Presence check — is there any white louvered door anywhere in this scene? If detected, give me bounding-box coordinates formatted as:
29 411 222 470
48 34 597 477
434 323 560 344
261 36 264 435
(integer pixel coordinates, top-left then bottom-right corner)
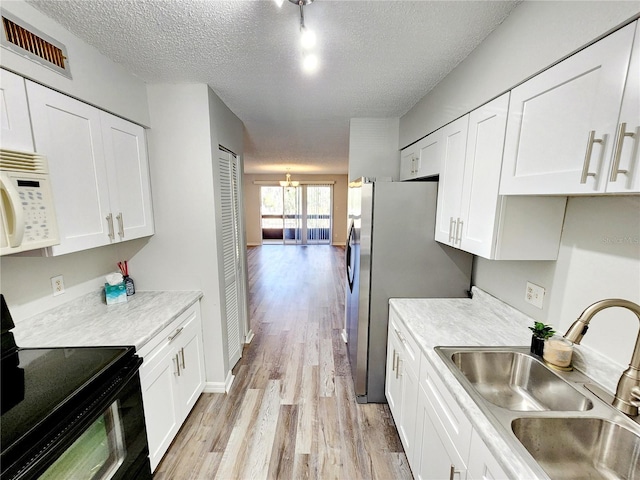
218 148 243 368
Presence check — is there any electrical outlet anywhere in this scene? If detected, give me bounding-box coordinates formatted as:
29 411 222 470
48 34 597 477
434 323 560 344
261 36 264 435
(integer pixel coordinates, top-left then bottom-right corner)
525 281 545 309
51 275 65 296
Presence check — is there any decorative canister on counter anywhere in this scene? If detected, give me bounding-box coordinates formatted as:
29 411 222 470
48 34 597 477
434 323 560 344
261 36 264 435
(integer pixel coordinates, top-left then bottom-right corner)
543 335 574 370
124 275 135 296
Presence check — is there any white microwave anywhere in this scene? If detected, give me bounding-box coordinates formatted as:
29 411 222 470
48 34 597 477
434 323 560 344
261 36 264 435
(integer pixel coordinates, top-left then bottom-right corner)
0 149 60 255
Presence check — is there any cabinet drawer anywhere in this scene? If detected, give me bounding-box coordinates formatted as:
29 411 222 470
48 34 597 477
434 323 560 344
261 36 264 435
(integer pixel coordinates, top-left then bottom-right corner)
419 352 472 468
389 310 420 370
139 303 199 367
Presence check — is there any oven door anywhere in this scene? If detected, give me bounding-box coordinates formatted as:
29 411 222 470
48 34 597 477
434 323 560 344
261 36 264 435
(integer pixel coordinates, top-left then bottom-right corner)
4 355 151 480
39 400 127 480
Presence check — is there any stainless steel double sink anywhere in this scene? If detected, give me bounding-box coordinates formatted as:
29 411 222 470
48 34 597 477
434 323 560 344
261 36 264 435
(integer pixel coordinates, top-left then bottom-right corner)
435 346 640 479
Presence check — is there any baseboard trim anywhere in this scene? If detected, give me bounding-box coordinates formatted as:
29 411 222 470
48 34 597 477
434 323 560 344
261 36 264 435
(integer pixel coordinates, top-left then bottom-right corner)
245 329 255 344
247 243 261 247
332 241 346 247
203 381 225 393
203 371 234 394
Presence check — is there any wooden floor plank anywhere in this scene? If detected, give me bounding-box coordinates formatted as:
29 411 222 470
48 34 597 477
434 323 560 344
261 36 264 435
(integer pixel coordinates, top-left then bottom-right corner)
154 245 411 479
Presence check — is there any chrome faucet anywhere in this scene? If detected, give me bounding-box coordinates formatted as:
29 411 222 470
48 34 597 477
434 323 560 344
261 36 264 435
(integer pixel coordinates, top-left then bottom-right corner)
564 298 640 416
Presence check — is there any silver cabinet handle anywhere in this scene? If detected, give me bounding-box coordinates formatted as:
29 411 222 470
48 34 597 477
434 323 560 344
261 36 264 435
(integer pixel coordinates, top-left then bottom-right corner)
581 130 604 184
180 347 186 369
105 213 115 240
455 218 463 245
168 326 184 342
449 465 460 480
610 122 635 182
173 354 181 376
116 212 124 239
448 217 456 243
392 349 397 372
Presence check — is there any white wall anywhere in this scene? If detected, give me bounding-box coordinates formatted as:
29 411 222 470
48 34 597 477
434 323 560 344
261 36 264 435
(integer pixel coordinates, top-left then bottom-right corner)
0 0 149 125
401 1 640 370
0 239 148 321
400 1 640 148
349 118 400 182
129 84 229 386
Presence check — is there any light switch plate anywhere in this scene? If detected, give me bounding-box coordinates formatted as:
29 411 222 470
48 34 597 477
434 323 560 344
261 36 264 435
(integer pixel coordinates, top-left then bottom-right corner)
525 281 545 309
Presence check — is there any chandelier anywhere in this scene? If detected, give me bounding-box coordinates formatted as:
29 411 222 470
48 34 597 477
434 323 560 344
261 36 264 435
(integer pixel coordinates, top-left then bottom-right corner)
279 171 299 187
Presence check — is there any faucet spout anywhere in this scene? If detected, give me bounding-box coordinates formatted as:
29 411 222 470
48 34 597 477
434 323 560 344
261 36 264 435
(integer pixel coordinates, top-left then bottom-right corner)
563 298 640 416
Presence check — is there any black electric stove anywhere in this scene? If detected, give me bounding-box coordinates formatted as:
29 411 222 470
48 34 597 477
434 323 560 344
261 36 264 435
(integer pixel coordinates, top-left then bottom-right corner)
0 295 151 480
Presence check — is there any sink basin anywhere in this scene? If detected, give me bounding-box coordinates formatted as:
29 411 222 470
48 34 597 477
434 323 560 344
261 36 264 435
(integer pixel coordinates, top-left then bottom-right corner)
512 417 640 479
448 350 593 411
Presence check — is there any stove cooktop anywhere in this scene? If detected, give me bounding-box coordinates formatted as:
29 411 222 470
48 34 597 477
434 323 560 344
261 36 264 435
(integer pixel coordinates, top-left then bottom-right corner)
1 345 135 456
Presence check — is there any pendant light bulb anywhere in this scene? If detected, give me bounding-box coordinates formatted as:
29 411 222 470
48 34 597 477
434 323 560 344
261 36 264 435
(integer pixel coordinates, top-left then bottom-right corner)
302 53 319 73
300 27 316 49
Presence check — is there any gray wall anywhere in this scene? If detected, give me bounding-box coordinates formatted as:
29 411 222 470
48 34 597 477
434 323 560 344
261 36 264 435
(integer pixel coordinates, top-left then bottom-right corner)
400 1 640 148
349 118 400 182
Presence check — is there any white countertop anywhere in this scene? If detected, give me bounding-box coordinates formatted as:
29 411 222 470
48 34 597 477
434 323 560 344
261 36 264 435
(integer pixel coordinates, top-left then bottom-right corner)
13 290 203 351
389 287 624 480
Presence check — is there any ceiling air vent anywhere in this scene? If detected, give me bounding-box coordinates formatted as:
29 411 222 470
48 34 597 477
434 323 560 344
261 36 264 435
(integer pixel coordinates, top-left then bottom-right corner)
1 9 71 79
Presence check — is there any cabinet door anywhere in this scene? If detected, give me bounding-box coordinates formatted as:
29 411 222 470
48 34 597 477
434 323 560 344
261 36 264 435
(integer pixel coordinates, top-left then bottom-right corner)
606 21 640 193
400 145 418 181
385 325 403 417
176 311 206 415
0 70 34 152
415 391 464 480
416 130 441 178
140 347 181 472
459 94 509 258
466 430 509 480
398 359 419 468
100 112 154 240
500 23 636 195
434 116 469 245
26 81 112 255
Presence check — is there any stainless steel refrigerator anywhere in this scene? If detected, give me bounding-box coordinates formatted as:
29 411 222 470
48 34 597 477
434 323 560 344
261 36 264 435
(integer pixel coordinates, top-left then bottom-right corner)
345 178 472 403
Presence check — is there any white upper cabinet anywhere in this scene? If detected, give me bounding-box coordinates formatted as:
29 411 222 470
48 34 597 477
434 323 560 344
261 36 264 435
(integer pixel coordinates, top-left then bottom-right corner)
500 22 638 195
607 21 640 193
434 116 469 244
100 112 154 241
435 94 566 260
0 70 34 152
400 129 442 181
26 80 153 255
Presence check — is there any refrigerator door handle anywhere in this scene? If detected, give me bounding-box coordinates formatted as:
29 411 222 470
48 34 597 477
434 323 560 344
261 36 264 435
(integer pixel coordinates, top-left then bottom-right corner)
346 219 355 292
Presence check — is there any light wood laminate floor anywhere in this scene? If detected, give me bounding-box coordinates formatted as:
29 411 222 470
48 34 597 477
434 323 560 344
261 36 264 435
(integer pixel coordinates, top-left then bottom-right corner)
154 245 412 479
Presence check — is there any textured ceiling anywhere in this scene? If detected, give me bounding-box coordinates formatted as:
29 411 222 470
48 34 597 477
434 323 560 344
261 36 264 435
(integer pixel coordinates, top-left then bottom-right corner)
26 0 519 174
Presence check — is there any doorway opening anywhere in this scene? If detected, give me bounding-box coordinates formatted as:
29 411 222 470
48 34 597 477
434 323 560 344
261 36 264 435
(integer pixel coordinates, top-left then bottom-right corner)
260 184 332 245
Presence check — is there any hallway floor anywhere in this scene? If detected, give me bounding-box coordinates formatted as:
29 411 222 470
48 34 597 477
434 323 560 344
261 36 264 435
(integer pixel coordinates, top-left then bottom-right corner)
154 245 412 479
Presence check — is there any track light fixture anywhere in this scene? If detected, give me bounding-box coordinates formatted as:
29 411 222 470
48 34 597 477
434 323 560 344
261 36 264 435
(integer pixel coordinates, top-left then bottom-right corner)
274 0 319 73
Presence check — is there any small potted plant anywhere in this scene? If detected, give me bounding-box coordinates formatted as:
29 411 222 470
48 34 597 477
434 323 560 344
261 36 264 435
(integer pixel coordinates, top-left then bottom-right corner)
529 322 555 356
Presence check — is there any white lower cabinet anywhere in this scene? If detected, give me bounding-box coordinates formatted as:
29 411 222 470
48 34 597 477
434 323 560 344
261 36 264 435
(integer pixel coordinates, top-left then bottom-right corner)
467 430 509 480
386 310 421 466
416 351 472 480
139 303 205 471
386 312 511 480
